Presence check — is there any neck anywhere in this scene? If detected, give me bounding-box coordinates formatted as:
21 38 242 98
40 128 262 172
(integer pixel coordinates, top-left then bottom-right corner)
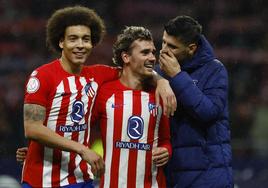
119 70 143 90
60 56 82 75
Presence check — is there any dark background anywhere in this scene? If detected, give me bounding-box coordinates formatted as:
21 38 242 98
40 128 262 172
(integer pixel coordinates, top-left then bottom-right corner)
0 0 267 187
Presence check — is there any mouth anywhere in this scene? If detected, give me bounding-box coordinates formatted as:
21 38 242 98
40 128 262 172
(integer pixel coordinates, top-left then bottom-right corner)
73 52 86 58
144 62 154 69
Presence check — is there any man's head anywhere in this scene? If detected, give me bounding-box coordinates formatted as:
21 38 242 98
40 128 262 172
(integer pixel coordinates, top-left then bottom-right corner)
113 26 156 79
46 6 105 54
113 26 156 90
161 15 202 63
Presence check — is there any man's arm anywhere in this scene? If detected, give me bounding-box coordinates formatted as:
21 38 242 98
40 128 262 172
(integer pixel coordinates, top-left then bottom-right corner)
16 147 28 164
152 113 172 167
153 71 177 117
24 103 105 176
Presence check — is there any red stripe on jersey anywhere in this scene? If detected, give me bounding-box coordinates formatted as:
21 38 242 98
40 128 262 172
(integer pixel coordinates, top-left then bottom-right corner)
109 92 124 188
22 141 44 186
127 91 141 188
52 79 71 187
156 168 166 188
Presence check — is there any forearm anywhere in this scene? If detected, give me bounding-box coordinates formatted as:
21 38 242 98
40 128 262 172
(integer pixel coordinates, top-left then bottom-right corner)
25 121 87 154
24 103 87 155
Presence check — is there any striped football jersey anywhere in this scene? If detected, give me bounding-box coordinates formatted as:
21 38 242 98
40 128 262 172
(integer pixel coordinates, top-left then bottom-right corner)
92 79 171 188
22 60 118 187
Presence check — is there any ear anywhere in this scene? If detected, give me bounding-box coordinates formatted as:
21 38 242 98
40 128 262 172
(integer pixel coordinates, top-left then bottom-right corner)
59 38 64 49
121 52 130 64
188 43 197 56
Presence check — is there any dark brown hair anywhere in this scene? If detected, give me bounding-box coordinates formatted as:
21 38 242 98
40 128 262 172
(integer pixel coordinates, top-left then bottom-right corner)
46 6 106 53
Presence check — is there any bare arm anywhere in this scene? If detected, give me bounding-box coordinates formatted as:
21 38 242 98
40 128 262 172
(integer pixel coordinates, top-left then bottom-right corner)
153 71 177 117
24 104 104 176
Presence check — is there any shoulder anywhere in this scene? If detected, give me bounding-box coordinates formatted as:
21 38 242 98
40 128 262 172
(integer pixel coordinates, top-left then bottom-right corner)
84 64 118 73
203 59 228 77
32 59 59 76
99 80 119 91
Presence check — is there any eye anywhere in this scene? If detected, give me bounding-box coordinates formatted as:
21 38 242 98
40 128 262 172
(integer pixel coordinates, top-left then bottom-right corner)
83 37 91 43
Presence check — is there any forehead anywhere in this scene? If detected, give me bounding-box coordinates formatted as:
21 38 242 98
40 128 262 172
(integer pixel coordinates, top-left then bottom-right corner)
64 25 91 36
131 39 155 51
163 31 183 46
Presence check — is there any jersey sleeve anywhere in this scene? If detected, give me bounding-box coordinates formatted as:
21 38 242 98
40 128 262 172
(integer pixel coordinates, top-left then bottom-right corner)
158 113 172 156
24 69 51 107
87 64 119 85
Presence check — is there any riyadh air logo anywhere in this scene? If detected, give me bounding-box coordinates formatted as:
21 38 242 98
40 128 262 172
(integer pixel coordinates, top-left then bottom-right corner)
71 100 85 123
127 116 144 140
148 103 158 116
111 103 125 108
85 82 95 98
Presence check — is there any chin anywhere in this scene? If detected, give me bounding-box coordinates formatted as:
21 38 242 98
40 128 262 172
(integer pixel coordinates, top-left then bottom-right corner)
74 59 86 65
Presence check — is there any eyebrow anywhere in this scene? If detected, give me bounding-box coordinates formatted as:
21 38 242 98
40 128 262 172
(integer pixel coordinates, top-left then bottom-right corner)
67 34 91 38
141 48 156 54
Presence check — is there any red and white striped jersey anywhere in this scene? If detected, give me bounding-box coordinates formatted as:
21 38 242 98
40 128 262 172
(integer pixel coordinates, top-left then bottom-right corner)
92 80 171 188
22 59 118 188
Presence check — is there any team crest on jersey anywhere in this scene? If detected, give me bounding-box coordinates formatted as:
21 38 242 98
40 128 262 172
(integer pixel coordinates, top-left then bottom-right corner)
85 82 95 98
148 103 158 116
127 115 144 140
193 79 198 85
26 77 40 93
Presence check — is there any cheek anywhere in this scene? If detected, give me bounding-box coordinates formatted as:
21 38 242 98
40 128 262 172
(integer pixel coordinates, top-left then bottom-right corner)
85 43 93 50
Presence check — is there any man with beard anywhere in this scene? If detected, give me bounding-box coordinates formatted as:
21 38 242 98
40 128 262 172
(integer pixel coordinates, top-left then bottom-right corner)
156 15 233 188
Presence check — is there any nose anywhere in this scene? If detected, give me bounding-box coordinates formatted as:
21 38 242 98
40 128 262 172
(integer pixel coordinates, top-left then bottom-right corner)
76 39 84 48
161 42 168 53
149 53 156 62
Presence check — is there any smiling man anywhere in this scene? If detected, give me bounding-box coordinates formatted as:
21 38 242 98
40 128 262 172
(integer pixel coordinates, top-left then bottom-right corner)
21 6 118 188
92 26 171 188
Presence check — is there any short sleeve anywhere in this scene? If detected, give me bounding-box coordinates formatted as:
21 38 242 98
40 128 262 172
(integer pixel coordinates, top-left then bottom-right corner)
24 69 51 107
86 65 119 85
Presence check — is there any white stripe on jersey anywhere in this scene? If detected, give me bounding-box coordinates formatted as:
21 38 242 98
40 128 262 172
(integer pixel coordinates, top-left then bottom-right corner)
43 81 64 187
103 94 115 188
151 105 162 187
59 76 78 186
135 92 150 188
118 90 133 187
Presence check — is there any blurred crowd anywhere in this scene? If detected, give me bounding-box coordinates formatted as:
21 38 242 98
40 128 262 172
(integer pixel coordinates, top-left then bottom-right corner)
0 0 267 187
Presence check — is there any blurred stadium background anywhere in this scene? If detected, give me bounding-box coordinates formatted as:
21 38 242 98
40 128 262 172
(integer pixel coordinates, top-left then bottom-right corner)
0 0 267 187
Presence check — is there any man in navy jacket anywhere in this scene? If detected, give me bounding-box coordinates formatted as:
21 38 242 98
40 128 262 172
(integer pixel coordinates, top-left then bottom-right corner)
156 15 233 188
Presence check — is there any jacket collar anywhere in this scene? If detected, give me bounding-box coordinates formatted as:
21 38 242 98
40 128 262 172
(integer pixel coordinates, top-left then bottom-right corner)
181 35 215 72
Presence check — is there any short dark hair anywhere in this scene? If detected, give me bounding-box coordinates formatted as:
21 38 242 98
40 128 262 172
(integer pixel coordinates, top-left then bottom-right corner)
46 6 106 53
164 15 202 45
112 26 153 67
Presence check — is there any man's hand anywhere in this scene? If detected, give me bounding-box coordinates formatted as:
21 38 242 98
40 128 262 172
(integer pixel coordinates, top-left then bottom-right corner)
79 147 105 178
152 147 169 167
16 147 28 164
159 49 181 77
155 79 177 117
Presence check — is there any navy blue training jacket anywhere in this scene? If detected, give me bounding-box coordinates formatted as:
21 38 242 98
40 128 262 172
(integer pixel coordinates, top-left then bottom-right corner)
156 35 233 188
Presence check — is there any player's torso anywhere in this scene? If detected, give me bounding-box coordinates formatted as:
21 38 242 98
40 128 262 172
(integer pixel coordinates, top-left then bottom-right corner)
98 82 163 188
45 74 98 139
23 61 104 187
